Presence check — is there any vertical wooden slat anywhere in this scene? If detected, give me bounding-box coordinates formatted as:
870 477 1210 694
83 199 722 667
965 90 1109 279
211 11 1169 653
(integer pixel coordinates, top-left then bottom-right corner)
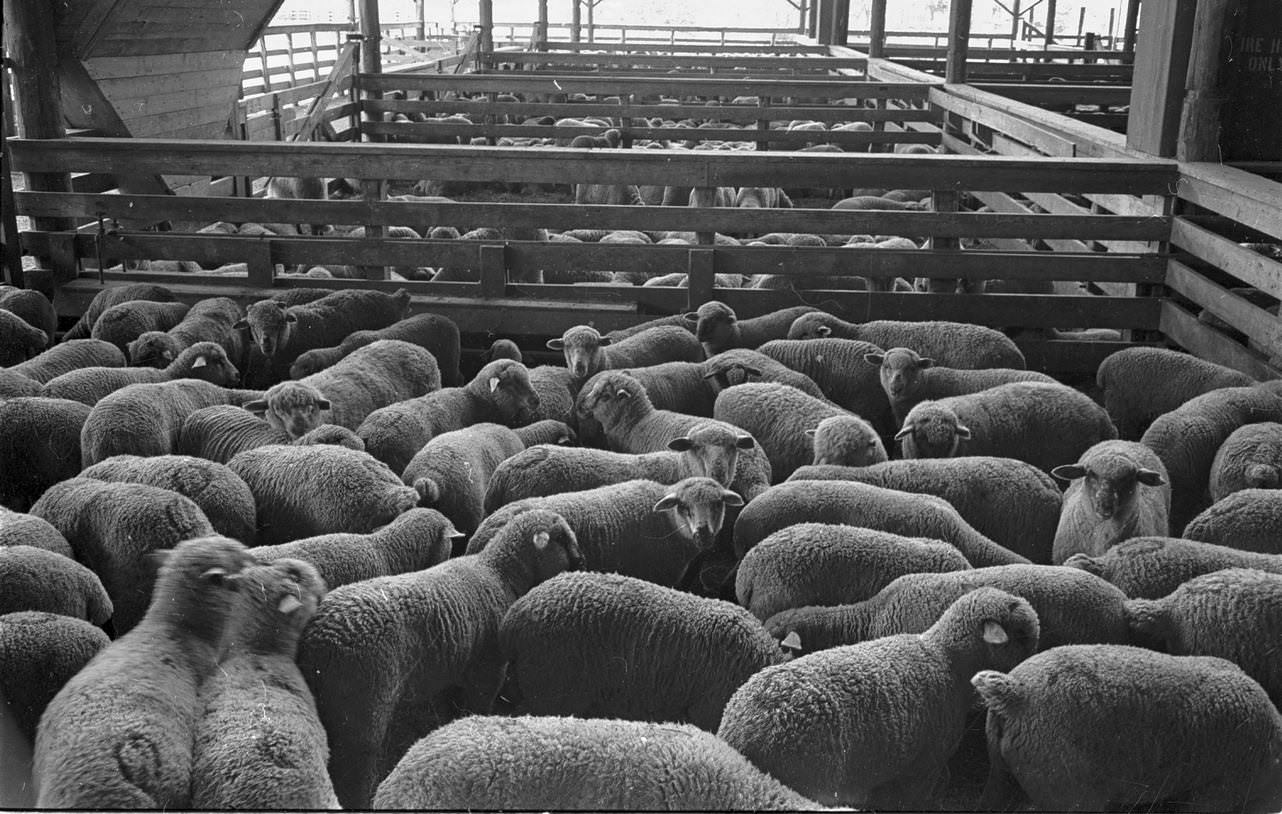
571 0 581 43
1126 0 1198 157
1176 0 1236 162
868 0 887 58
946 0 974 84
479 0 495 57
1122 0 1141 62
1044 0 1058 46
479 243 507 298
686 247 715 311
830 0 850 47
246 240 274 288
0 138 22 286
259 39 273 93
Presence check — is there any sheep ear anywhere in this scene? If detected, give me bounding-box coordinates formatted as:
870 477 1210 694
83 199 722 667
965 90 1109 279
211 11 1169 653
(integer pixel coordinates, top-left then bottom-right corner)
917 357 935 369
278 594 304 615
532 530 550 550
1136 468 1166 486
284 312 298 324
735 435 755 449
982 620 1009 645
652 494 680 513
682 311 698 323
546 338 564 350
864 352 885 366
315 399 332 410
598 336 612 347
489 377 501 393
721 490 744 507
893 425 914 440
233 319 250 331
615 388 632 399
816 325 831 337
1051 464 1087 481
740 364 761 377
954 423 972 439
781 631 802 652
804 428 817 438
200 567 231 587
161 349 174 362
448 530 467 540
668 437 694 452
243 400 268 416
191 355 208 369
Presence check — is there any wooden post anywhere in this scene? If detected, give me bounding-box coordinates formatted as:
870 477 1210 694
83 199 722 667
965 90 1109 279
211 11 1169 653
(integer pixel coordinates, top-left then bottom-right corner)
586 0 595 44
416 0 426 42
537 0 549 50
1126 0 1198 156
358 0 383 139
1 138 23 287
945 0 974 84
1009 0 1022 43
807 0 819 39
1044 0 1057 46
1122 0 1140 62
3 0 73 240
1176 0 1236 162
817 0 835 45
868 0 887 58
571 0 581 43
830 0 850 47
479 0 494 57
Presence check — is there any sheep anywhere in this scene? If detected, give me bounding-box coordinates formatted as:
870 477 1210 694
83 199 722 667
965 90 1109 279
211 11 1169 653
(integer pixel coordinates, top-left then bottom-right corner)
765 564 1130 658
227 444 419 546
4 339 126 384
720 587 1038 808
604 313 699 342
805 414 888 467
0 309 49 365
190 558 338 809
735 185 793 209
78 453 257 544
524 364 577 425
1140 385 1282 531
287 312 463 386
296 508 583 808
1065 535 1282 599
0 286 56 345
61 283 176 342
701 348 830 403
1050 439 1170 565
1097 347 1256 439
1209 421 1282 499
246 507 458 588
735 523 972 621
736 480 1029 568
0 397 92 512
0 507 74 557
971 645 1282 812
576 370 772 501
573 361 715 446
469 477 744 589
754 338 896 441
485 421 756 512
500 570 785 731
0 369 42 398
0 545 113 624
29 478 216 632
253 340 440 432
787 312 1026 369
713 382 852 482
373 716 826 811
401 423 545 537
686 301 819 357
89 300 191 355
234 288 412 383
42 341 241 406
1182 489 1282 554
547 324 704 383
896 382 1118 477
0 611 110 746
866 347 1056 425
357 358 541 475
223 379 332 440
788 458 1063 564
177 403 363 463
32 536 258 809
126 297 244 370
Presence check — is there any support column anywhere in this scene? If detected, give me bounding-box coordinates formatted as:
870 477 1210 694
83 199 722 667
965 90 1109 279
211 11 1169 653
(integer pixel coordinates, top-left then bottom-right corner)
1126 0 1198 156
358 0 382 140
536 0 549 50
830 0 850 47
945 0 974 84
571 0 581 43
478 0 494 56
1044 0 1058 46
816 0 835 45
1009 0 1022 42
868 0 887 57
1122 0 1141 62
586 0 594 44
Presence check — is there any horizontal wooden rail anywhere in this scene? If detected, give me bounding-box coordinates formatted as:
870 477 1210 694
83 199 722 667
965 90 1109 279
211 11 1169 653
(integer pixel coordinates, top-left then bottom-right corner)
9 139 1178 193
492 52 869 71
972 83 1132 107
539 42 828 54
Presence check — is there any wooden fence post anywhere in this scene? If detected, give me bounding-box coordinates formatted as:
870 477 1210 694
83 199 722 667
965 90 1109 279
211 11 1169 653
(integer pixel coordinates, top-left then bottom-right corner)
868 0 887 58
946 0 974 84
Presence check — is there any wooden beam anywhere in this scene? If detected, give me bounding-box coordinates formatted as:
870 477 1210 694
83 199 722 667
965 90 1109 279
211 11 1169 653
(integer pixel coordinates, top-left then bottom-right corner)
946 0 975 84
1044 0 1057 46
479 0 494 55
817 0 835 45
868 0 887 58
1126 0 1197 157
536 0 549 51
1122 0 1140 62
830 0 850 47
1176 0 1236 162
571 0 581 43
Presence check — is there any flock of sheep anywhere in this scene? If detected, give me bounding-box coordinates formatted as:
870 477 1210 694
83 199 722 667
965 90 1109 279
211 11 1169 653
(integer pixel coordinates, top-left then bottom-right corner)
2 274 1282 812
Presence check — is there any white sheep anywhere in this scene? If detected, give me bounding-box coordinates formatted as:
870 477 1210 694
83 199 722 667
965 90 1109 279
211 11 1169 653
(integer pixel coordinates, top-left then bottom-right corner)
42 341 242 406
1209 421 1282 500
713 381 852 482
29 478 216 632
765 564 1129 658
190 558 338 809
1050 439 1170 564
5 339 126 384
126 297 244 370
865 346 1056 424
373 716 826 811
287 312 462 386
499 570 785 731
0 506 74 558
0 397 93 512
895 381 1117 476
787 311 1026 369
686 301 818 357
719 587 1039 808
356 358 541 475
61 283 176 342
1097 347 1255 439
806 414 888 467
972 645 1282 811
735 523 972 621
89 300 191 355
1182 488 1282 554
469 477 743 589
227 444 419 546
547 324 703 382
0 310 49 366
32 536 258 808
296 508 583 808
1065 535 1282 599
755 338 896 442
0 545 113 624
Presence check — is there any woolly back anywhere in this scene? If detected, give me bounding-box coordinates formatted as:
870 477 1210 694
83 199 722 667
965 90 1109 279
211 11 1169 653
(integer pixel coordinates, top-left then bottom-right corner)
226 558 326 656
923 587 1040 677
475 508 584 597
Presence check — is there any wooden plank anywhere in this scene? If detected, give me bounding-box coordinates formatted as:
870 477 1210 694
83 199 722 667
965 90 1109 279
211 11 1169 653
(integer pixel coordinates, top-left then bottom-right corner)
1177 163 1282 243
1125 0 1198 157
1170 216 1282 299
291 42 359 143
929 87 1078 157
96 65 245 99
83 50 248 79
1160 299 1281 380
1165 258 1282 357
8 139 1179 194
14 192 1172 242
493 51 868 70
364 98 943 124
971 83 1134 108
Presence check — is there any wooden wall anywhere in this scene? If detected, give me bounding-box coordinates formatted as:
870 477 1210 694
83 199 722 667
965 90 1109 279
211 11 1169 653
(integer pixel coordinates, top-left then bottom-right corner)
83 52 246 139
